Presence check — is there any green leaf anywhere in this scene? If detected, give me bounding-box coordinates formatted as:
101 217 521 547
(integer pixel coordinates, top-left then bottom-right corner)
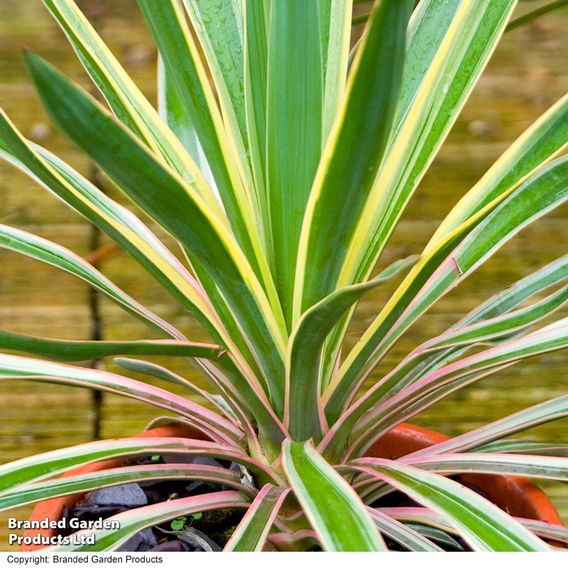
185 244 269 392
390 0 461 143
344 1 517 287
348 461 548 551
25 53 287 413
403 523 464 551
47 492 249 551
214 354 288 459
266 0 324 326
475 441 568 456
457 252 568 326
426 284 568 351
366 508 443 551
41 0 220 211
430 91 568 248
327 279 568 450
0 107 278 432
378 507 458 535
0 436 276 494
0 224 179 338
317 1 469 388
113 358 228 414
225 485 289 551
506 0 568 32
157 57 214 188
330 155 568 426
170 518 187 532
0 111 219 341
410 393 568 457
372 278 568 397
403 452 568 482
520 520 568 545
352 316 568 454
295 0 413 319
180 0 248 161
362 253 568 421
0 464 253 511
324 221 482 425
0 330 220 362
286 256 417 441
0 353 244 446
137 0 273 298
282 441 385 551
319 0 353 140
243 0 271 249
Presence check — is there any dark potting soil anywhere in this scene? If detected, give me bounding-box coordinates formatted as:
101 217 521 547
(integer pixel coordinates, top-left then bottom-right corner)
58 455 247 552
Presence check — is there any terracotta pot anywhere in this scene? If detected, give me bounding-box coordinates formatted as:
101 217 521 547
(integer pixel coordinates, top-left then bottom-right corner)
22 422 563 551
21 424 202 551
366 422 563 525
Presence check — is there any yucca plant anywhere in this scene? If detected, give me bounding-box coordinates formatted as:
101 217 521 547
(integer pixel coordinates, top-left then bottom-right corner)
1 0 568 552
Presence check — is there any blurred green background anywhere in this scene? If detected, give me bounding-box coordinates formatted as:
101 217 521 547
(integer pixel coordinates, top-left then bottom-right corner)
0 0 567 550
